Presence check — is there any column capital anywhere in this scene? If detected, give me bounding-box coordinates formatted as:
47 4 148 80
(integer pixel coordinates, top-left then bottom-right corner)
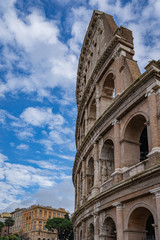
112 201 123 209
145 89 156 97
150 187 160 198
145 81 160 97
112 119 120 125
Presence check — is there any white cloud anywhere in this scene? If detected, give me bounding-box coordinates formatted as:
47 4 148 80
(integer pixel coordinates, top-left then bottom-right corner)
16 128 34 139
56 154 75 161
0 1 77 99
0 153 8 164
16 143 29 150
0 109 18 124
68 7 92 54
1 179 74 214
33 179 74 213
0 151 74 213
28 159 71 171
20 107 65 129
0 152 59 210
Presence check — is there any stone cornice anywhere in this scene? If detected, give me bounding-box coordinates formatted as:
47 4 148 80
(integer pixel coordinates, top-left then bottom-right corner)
73 66 160 183
72 164 160 224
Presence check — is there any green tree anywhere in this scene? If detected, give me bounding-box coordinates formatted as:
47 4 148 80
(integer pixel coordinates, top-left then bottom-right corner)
0 221 4 233
4 218 14 236
45 214 74 240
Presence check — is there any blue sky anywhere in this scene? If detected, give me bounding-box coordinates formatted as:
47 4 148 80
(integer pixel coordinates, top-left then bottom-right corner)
0 0 160 214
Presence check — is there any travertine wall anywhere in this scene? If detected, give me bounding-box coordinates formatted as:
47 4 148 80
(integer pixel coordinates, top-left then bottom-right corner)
72 10 160 240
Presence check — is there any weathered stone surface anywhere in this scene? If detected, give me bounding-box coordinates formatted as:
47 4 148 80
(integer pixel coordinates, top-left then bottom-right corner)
72 10 160 240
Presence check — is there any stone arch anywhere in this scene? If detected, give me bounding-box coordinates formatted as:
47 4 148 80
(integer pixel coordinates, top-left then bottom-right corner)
126 205 156 240
100 71 115 114
122 113 149 167
100 139 114 183
88 98 96 129
101 217 117 240
125 203 157 230
79 229 82 240
122 111 149 139
88 223 94 240
87 157 94 195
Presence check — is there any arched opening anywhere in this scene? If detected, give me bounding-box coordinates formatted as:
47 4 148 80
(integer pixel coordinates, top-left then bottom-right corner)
122 114 149 167
89 223 94 240
140 126 149 161
88 99 96 129
100 139 114 183
146 214 155 239
79 230 82 240
101 217 116 240
81 118 85 141
100 73 115 114
127 207 156 240
87 158 94 195
80 171 82 201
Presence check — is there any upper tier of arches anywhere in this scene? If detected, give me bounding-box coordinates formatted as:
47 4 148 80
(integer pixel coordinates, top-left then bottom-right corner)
75 11 141 149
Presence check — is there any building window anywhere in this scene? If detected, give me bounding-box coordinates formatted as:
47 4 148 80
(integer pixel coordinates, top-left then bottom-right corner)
40 209 42 213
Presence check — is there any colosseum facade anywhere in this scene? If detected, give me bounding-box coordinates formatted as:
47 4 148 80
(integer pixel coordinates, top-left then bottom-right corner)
72 10 160 240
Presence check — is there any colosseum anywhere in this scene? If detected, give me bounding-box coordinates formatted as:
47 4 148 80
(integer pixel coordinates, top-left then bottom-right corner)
72 10 160 240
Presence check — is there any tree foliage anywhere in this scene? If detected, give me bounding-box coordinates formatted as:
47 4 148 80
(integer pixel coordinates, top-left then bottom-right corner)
45 214 74 240
4 218 14 235
0 234 22 240
4 218 14 228
0 221 4 232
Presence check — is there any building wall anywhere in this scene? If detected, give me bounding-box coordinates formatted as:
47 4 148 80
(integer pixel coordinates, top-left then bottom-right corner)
10 208 26 234
21 205 69 240
72 10 160 240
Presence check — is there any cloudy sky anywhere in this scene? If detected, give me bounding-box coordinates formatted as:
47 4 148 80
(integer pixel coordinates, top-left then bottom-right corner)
0 0 160 214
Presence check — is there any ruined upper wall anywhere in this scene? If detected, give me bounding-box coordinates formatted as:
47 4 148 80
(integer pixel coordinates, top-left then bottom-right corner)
76 10 137 108
76 11 118 106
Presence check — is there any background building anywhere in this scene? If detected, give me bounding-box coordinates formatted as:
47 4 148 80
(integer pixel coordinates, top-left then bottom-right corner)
0 212 12 223
72 10 160 240
0 212 12 237
10 208 26 234
21 205 69 240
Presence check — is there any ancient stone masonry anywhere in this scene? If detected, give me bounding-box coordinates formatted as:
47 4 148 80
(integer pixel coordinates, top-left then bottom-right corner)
72 10 160 240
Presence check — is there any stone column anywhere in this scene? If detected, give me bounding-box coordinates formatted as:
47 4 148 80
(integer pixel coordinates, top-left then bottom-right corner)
77 173 80 208
150 187 160 239
85 108 88 134
112 119 122 183
75 182 77 210
98 137 103 185
82 159 86 202
96 84 100 119
76 227 79 240
93 143 99 195
94 214 99 240
82 220 86 240
147 89 160 150
146 88 160 166
112 202 124 240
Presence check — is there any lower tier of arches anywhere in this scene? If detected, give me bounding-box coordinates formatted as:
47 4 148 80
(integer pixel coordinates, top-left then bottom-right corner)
73 185 160 240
